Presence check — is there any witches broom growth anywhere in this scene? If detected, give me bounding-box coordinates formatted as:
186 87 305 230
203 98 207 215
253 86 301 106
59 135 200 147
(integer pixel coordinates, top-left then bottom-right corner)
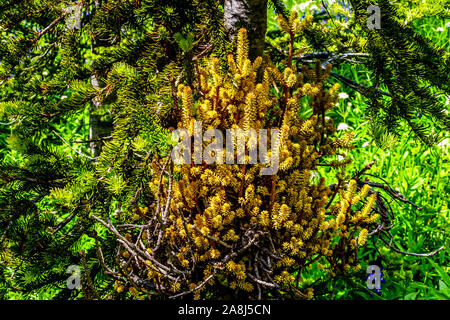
102 11 380 299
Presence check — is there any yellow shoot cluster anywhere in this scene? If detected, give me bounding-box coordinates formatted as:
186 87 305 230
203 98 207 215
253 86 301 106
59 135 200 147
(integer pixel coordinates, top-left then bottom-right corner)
277 11 314 35
142 11 380 299
358 228 369 246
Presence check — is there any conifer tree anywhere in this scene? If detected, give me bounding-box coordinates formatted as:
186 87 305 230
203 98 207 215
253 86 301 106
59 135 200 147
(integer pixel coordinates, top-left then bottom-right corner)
0 0 447 299
224 0 269 59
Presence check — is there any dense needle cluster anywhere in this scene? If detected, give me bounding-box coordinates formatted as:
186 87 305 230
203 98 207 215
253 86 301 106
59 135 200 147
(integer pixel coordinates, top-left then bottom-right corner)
125 12 381 299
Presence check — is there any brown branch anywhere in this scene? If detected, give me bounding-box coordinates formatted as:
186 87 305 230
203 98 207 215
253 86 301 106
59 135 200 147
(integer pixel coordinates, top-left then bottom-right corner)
247 273 278 288
71 136 112 143
93 231 122 280
90 214 180 279
36 10 69 41
380 235 445 257
0 174 66 188
52 207 79 233
80 250 100 299
52 130 98 161
192 224 232 249
168 273 215 299
353 160 375 180
360 174 422 210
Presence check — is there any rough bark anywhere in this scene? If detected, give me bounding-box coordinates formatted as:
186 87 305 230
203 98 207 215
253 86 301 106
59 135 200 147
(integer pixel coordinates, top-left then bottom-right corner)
224 0 268 59
89 0 112 157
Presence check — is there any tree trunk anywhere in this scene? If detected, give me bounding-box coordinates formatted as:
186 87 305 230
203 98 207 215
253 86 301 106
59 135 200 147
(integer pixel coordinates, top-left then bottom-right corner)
89 75 111 157
224 0 268 60
89 0 112 157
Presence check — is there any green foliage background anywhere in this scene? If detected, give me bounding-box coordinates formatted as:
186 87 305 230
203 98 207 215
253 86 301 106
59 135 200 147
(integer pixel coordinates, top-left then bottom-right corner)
267 0 449 300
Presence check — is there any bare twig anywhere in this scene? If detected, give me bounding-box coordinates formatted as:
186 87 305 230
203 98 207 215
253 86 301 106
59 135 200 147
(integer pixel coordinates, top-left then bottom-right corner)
71 136 112 143
329 71 392 97
52 130 98 161
380 236 445 257
247 273 279 288
90 214 183 280
36 10 69 41
0 221 13 248
168 274 215 299
52 208 79 233
93 231 122 280
361 173 422 210
192 224 232 249
80 250 100 299
0 120 16 126
0 174 66 188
